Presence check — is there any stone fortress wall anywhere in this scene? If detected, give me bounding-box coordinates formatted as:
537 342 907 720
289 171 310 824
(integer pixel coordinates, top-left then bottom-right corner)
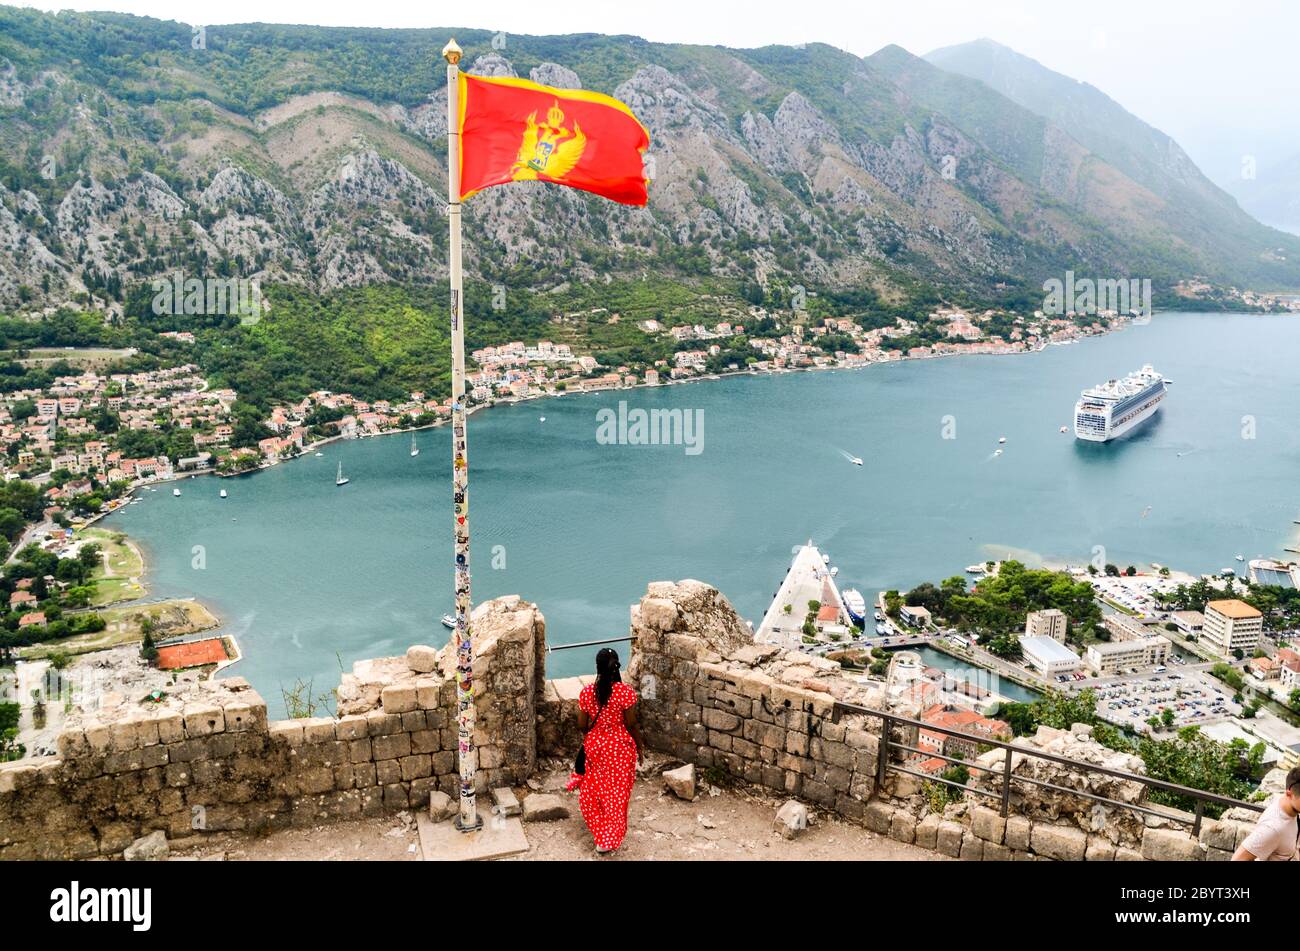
0 582 1274 860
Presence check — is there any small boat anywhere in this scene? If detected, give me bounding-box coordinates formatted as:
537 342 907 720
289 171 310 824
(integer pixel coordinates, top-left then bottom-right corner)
966 565 985 574
335 461 349 487
875 623 888 636
172 488 181 497
410 433 419 457
1060 425 1069 434
539 416 546 423
1235 554 1244 562
441 614 456 630
315 451 323 457
994 449 1003 457
219 489 227 499
998 436 1007 444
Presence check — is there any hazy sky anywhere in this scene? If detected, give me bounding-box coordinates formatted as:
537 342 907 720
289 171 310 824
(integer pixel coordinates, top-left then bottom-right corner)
13 0 1300 187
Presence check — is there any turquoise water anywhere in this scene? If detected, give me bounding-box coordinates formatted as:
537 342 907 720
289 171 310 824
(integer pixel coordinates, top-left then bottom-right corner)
905 646 1041 705
104 312 1300 716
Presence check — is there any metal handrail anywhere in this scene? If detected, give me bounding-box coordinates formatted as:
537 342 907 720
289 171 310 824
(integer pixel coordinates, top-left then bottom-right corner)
832 699 1264 835
547 636 635 653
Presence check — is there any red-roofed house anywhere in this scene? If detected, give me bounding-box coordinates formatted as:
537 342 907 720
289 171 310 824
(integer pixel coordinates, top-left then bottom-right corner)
19 611 46 628
915 705 1011 763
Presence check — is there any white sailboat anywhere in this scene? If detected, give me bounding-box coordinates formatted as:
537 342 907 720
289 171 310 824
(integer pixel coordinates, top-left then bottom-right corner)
410 433 419 457
335 461 349 486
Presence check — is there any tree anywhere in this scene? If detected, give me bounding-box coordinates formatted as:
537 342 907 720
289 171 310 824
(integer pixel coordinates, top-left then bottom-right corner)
1161 708 1176 730
140 630 158 663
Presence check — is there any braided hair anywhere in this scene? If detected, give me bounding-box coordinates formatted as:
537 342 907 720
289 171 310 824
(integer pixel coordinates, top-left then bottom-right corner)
595 647 622 708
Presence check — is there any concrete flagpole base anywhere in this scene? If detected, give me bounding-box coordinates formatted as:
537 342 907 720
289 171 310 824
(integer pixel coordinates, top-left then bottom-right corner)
416 811 530 861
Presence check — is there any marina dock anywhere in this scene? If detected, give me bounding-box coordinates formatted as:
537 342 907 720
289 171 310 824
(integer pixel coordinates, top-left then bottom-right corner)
755 541 846 648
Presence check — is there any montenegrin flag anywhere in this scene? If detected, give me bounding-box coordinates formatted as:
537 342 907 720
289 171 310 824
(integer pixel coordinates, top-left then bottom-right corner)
457 73 650 206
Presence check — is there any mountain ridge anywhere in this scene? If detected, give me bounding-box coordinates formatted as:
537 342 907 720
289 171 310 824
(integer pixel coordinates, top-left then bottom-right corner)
1 8 1298 323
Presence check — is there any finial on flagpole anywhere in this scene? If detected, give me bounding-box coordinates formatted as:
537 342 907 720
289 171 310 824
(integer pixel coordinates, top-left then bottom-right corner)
442 38 462 65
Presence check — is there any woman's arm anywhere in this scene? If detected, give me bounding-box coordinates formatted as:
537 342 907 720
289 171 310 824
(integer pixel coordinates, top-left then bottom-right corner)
624 703 644 764
577 708 590 733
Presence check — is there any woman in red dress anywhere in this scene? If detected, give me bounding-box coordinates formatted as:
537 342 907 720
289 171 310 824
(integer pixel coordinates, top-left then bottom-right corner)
567 648 643 854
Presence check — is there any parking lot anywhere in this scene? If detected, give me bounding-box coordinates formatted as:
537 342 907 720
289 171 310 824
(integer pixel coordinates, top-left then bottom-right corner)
1094 670 1241 733
1084 572 1185 618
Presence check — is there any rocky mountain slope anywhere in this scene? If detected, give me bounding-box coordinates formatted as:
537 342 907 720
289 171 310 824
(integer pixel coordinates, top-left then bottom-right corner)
1 9 1297 318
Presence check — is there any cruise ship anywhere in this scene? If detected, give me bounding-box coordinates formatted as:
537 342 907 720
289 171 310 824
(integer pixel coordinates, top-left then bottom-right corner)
841 589 867 626
1073 365 1169 442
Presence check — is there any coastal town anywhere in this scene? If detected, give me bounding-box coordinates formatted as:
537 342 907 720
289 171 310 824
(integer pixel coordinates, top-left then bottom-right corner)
0 300 1128 506
756 541 1300 784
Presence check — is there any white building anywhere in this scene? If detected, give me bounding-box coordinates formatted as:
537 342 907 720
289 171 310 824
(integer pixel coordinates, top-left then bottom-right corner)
1202 600 1263 656
1085 636 1171 676
1026 609 1068 643
1020 635 1082 677
899 605 932 629
1105 614 1153 642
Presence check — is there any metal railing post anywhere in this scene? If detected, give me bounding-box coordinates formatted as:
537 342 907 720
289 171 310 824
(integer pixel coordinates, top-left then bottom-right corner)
876 714 890 788
1000 747 1013 817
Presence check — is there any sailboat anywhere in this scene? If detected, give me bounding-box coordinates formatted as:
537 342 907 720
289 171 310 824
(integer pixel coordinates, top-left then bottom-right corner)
410 433 419 457
335 461 349 486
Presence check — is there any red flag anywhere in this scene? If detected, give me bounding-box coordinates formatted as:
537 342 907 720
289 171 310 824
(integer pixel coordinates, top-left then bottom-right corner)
457 73 650 206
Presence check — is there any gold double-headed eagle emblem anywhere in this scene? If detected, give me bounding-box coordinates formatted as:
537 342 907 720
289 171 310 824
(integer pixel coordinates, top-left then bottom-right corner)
511 100 586 182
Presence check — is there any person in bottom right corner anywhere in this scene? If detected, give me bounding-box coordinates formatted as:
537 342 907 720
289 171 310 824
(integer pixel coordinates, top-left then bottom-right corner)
1232 766 1300 861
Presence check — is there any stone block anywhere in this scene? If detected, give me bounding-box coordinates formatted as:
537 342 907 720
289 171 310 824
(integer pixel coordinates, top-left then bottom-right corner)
381 684 419 716
270 721 304 746
702 708 740 732
407 645 439 673
889 810 916 844
936 821 964 858
971 806 1006 845
1030 824 1087 862
372 733 411 761
1086 837 1116 861
182 702 225 737
864 801 893 835
334 715 369 741
1142 828 1204 862
300 718 336 744
492 787 522 817
1005 815 1032 852
522 793 570 822
915 814 942 850
775 800 808 839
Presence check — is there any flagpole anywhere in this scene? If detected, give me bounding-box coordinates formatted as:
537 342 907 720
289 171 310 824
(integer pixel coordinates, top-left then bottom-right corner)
441 37 480 833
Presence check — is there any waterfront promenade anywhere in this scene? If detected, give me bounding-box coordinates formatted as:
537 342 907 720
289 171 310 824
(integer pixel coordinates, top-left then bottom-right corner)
755 542 843 648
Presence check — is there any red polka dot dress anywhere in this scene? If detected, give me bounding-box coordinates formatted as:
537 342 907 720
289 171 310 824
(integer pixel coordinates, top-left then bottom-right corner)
574 681 638 852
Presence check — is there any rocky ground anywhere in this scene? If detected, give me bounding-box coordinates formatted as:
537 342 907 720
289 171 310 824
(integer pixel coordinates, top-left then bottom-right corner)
168 759 945 862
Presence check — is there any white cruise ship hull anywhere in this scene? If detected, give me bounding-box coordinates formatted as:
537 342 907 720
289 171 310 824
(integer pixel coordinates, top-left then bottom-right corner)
1074 382 1167 442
